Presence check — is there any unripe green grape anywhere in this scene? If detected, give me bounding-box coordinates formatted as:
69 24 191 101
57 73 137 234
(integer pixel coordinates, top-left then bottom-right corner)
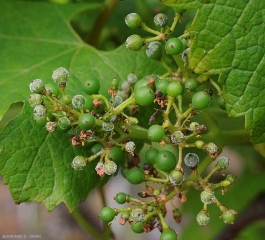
111 78 119 88
135 86 155 106
130 208 145 222
84 95 94 111
72 94 86 109
58 116 71 130
71 156 86 170
109 146 124 164
195 140 205 149
29 79 45 93
155 79 170 95
148 124 165 142
147 206 154 212
185 78 198 92
184 153 200 169
104 160 117 175
125 34 143 51
125 13 143 29
165 38 183 55
78 113 95 130
125 141 136 153
160 229 177 240
216 157 229 170
127 73 138 84
170 131 185 144
115 192 127 204
28 94 43 107
200 188 215 204
45 121 57 132
126 167 145 184
131 222 144 233
145 148 159 164
146 41 163 60
167 81 184 97
169 169 184 185
154 13 168 27
155 150 176 172
133 78 149 91
84 78 100 95
128 117 138 125
52 67 69 86
196 210 210 226
34 115 47 127
91 143 104 155
192 91 211 110
122 212 130 220
60 94 72 105
221 209 235 224
45 83 60 97
33 105 46 117
99 207 116 222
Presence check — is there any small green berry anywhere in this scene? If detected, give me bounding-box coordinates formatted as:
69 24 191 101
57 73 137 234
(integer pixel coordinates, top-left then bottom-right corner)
45 83 60 97
216 157 229 170
130 208 145 222
99 207 116 222
103 160 117 175
125 34 143 51
33 105 46 117
167 81 184 97
60 95 72 105
185 78 199 92
71 156 86 170
154 13 168 28
192 91 211 110
52 67 69 86
195 140 205 149
29 79 45 94
160 229 177 240
115 192 127 204
78 113 96 130
169 169 184 185
145 148 159 164
125 13 143 29
200 188 215 204
134 86 155 106
28 94 43 107
126 167 145 184
131 222 144 233
58 117 71 130
196 210 210 226
148 124 165 142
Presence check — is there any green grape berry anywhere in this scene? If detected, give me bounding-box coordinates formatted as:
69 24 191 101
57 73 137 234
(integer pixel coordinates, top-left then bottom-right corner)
126 167 145 184
165 38 183 55
29 79 45 93
195 140 205 149
102 122 114 132
99 207 116 222
125 34 143 51
45 83 60 97
221 209 235 224
184 153 200 169
155 79 170 95
216 157 229 170
185 78 198 92
192 91 211 110
109 146 124 164
200 188 215 204
28 94 43 107
78 113 96 130
72 95 86 109
115 192 127 204
84 95 94 111
146 41 163 60
52 67 69 86
148 124 165 142
135 86 155 106
104 160 117 175
218 96 226 110
84 78 100 95
154 13 168 28
71 156 86 170
58 116 71 130
155 150 176 172
91 142 103 155
131 221 144 233
196 210 210 226
145 148 159 164
60 94 72 105
125 13 143 29
33 105 46 118
169 169 184 185
167 81 184 97
130 208 145 222
160 229 177 240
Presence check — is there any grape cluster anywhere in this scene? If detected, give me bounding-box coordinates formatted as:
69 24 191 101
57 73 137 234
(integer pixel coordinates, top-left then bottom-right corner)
29 10 235 240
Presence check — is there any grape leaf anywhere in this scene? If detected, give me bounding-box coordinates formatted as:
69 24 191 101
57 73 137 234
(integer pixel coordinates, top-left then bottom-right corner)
0 0 164 210
163 0 265 143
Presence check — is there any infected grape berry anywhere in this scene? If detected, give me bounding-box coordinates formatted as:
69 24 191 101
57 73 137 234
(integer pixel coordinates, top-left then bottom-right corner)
200 188 215 204
146 41 163 60
196 211 210 226
184 153 200 169
104 160 117 175
125 35 143 51
52 67 69 86
29 79 45 93
71 156 86 170
125 13 143 29
154 13 168 27
130 208 145 222
72 95 86 109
